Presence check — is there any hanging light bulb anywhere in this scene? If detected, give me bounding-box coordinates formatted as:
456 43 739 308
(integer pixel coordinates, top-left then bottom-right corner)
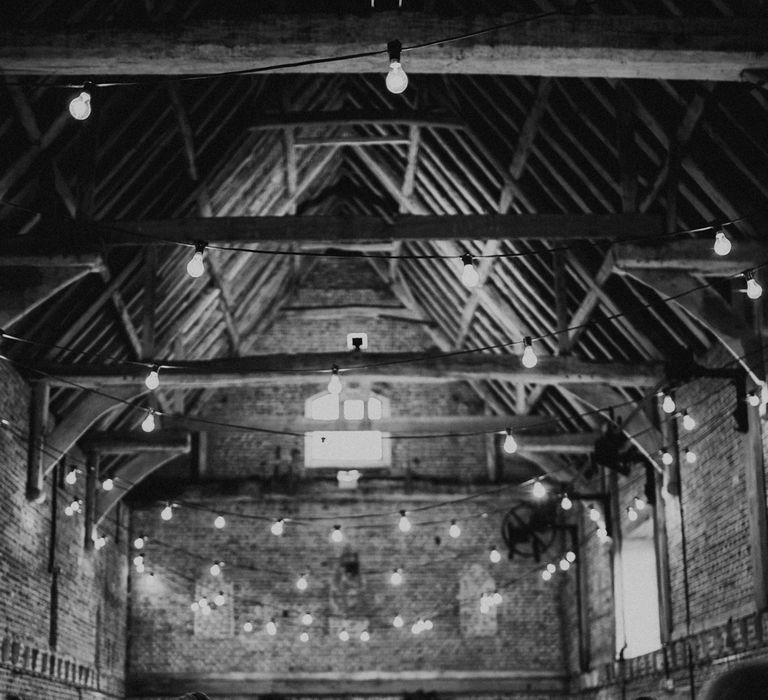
296 573 308 591
360 629 370 642
301 612 313 626
661 392 676 414
214 591 226 607
186 241 207 278
559 558 571 571
713 228 732 256
521 336 538 369
330 524 343 543
160 503 173 521
133 536 146 549
546 563 557 574
460 253 480 289
271 518 285 536
65 468 77 485
398 510 412 533
191 601 200 612
560 494 573 511
243 621 253 633
661 449 674 466
532 480 547 499
101 477 114 491
390 568 403 586
265 619 277 636
489 546 501 564
682 411 696 431
492 592 502 606
327 365 342 395
542 569 553 581
68 86 92 121
64 500 76 516
393 614 404 628
627 506 638 522
633 497 646 512
214 515 226 529
136 561 146 575
338 628 350 642
449 520 461 539
141 409 156 433
385 40 408 94
144 365 160 390
745 272 763 300
748 391 761 408
596 525 610 542
480 593 491 614
94 535 107 550
424 619 433 631
503 429 518 454
300 631 309 643
588 506 601 522
685 448 697 464
411 619 424 635
210 561 222 577
565 551 576 563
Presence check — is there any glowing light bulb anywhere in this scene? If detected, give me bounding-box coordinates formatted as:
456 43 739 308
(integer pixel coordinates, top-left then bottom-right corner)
559 558 571 571
160 504 173 521
385 40 408 94
661 393 676 414
300 631 309 642
214 591 226 606
331 524 343 543
210 562 222 577
191 601 200 612
65 468 77 485
101 478 114 491
141 410 156 433
243 621 253 633
133 536 145 549
661 450 674 466
94 535 106 550
186 242 206 278
133 555 144 567
449 520 461 539
744 272 763 300
266 619 277 636
627 506 638 522
144 366 160 390
64 504 74 517
565 551 576 563
685 448 697 464
713 229 731 256
69 90 92 121
424 619 433 631
521 336 537 369
489 546 501 564
360 630 370 642
135 562 145 574
748 391 761 407
597 526 610 542
393 614 404 628
296 573 308 591
503 429 518 454
546 563 557 574
633 497 646 511
271 519 284 536
460 253 480 288
542 569 552 581
560 495 573 511
339 628 350 642
588 506 601 522
532 480 547 499
301 612 313 626
492 592 502 606
682 411 696 431
398 511 412 533
201 603 211 616
327 366 342 395
214 515 226 529
390 568 403 586
411 619 424 635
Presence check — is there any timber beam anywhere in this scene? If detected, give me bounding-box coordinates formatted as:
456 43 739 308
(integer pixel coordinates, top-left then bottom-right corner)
37 353 665 389
2 14 767 80
79 430 191 455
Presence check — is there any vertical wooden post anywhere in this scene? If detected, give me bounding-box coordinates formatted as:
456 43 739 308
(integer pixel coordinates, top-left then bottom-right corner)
84 451 99 549
654 464 674 641
26 381 50 502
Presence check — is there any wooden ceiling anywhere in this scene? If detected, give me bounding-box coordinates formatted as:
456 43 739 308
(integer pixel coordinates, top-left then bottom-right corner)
1 1 768 502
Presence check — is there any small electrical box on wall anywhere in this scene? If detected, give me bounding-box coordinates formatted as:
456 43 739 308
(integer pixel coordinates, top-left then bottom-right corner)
347 332 368 350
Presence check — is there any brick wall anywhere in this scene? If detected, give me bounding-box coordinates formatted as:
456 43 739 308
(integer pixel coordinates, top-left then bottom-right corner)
0 360 129 700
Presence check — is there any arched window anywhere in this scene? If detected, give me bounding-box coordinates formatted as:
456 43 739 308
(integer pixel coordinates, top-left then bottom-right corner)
304 389 390 468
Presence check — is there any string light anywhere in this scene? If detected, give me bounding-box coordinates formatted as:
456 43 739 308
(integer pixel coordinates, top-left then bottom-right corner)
93 534 107 550
299 631 309 642
546 563 556 574
101 477 114 491
588 505 601 522
448 520 461 538
330 524 343 543
541 569 552 581
210 561 223 577
682 411 696 431
213 515 226 529
160 503 173 521
144 365 160 390
661 449 674 466
301 612 313 626
661 392 676 414
327 365 342 395
502 429 518 455
390 568 403 586
141 409 156 433
243 621 253 633
385 40 408 94
68 86 92 121
596 525 610 543
627 505 638 522
64 467 77 485
746 272 763 300
133 536 146 549
186 241 206 278
713 228 732 256
532 480 547 499
339 628 350 642
214 591 226 606
521 336 537 369
265 619 277 636
559 558 571 571
64 499 81 516
392 614 404 628
685 447 697 464
296 573 308 591
411 619 425 635
560 494 573 511
460 253 480 288
360 629 370 642
271 518 285 536
748 391 761 407
633 497 646 512
489 546 502 564
565 551 576 563
398 510 412 533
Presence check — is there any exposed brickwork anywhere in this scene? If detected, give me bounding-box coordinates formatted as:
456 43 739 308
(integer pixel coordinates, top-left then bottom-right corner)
0 361 128 699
